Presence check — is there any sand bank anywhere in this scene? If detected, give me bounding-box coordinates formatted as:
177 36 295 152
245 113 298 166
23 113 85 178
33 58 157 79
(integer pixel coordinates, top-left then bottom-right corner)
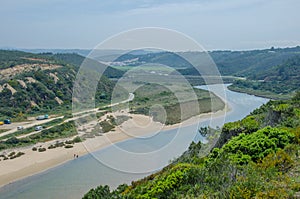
0 106 229 188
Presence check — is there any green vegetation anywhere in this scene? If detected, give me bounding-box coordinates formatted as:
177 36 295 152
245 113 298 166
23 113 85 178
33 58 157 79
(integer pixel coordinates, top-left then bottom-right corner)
0 50 127 120
0 121 77 151
105 46 300 77
115 51 193 69
105 47 300 99
0 151 25 161
83 92 300 198
99 120 115 133
0 118 64 140
130 83 225 125
229 56 300 99
0 129 9 134
47 53 125 78
0 50 59 70
210 46 300 76
30 121 76 141
38 147 46 152
99 115 131 133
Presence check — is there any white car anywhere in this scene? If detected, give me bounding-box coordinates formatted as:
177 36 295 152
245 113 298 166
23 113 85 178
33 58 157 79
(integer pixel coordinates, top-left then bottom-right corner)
35 126 43 131
17 126 24 130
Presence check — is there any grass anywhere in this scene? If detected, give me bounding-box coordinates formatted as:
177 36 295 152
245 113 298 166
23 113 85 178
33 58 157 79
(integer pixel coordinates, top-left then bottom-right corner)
129 83 225 125
111 65 175 72
0 129 9 134
228 85 292 100
0 121 77 151
0 118 64 140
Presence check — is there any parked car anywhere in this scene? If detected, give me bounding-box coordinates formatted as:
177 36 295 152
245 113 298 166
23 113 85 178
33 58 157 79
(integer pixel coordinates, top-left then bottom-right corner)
17 126 24 130
0 121 4 125
4 119 11 124
35 126 43 131
36 114 49 120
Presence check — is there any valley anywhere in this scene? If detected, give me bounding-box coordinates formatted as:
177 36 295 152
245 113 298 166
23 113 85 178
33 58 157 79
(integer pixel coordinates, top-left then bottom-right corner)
0 46 299 198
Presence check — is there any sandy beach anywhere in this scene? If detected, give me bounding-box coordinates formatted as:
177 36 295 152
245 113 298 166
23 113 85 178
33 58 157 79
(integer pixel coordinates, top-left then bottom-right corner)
0 105 229 188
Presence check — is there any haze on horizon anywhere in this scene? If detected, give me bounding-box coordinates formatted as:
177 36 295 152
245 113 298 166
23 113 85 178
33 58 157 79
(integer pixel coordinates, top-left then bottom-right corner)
0 0 299 51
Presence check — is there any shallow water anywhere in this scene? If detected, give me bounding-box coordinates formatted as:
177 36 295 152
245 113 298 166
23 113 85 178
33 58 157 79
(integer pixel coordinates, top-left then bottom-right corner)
0 84 268 199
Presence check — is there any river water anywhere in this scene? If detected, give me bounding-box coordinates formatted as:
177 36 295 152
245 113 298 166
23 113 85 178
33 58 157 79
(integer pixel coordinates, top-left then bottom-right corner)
0 84 268 199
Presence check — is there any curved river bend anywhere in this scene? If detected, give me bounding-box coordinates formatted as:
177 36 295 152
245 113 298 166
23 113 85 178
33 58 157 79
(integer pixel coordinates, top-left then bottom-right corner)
0 84 268 199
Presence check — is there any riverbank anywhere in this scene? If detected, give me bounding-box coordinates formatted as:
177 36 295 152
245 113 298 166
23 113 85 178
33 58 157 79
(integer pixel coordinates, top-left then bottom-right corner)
0 104 229 188
227 84 291 100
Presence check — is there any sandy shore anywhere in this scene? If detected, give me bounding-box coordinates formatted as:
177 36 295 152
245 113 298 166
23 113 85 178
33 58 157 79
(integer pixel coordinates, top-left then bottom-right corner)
0 105 229 188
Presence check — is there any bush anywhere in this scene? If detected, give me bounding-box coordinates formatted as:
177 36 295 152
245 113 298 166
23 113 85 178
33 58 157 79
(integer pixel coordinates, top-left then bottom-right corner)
65 140 74 144
9 152 25 159
99 121 115 133
32 147 37 151
16 151 25 157
72 136 82 143
38 147 46 152
54 142 65 148
8 151 16 157
222 126 295 163
48 145 56 149
64 145 73 149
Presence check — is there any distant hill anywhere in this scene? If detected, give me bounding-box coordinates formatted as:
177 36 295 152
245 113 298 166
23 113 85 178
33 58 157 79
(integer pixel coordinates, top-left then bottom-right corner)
210 46 300 76
44 53 125 78
97 46 300 78
114 51 194 68
0 50 60 70
18 48 127 58
19 49 91 57
229 55 300 99
17 46 300 78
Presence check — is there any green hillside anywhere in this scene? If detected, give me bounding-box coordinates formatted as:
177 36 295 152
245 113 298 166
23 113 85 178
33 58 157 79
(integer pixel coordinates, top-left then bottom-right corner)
130 83 225 125
115 51 194 69
229 56 300 99
103 47 300 98
0 50 124 120
110 47 300 76
0 50 62 70
210 46 300 76
46 53 125 78
83 93 300 198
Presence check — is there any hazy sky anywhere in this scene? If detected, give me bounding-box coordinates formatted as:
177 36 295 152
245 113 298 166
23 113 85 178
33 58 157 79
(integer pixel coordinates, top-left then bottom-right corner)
1 0 299 50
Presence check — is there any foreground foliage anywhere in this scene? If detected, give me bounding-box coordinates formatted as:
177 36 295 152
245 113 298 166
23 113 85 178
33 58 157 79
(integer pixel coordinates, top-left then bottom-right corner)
83 93 300 198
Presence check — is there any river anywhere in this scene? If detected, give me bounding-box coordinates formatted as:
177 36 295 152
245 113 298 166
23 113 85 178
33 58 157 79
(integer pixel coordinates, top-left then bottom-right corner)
0 84 268 199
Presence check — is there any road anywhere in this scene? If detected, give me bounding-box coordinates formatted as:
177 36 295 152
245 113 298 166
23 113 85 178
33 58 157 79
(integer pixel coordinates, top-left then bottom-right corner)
0 93 134 140
0 116 64 138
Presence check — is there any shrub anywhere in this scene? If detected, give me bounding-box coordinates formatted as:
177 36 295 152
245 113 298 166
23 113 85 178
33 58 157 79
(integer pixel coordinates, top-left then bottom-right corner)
38 147 46 152
65 140 74 144
8 151 16 157
73 136 82 143
64 145 73 149
54 142 65 147
222 126 295 163
48 145 56 149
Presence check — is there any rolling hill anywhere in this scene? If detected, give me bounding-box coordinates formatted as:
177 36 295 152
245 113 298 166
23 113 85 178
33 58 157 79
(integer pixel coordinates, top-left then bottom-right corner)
229 55 300 99
0 50 125 120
